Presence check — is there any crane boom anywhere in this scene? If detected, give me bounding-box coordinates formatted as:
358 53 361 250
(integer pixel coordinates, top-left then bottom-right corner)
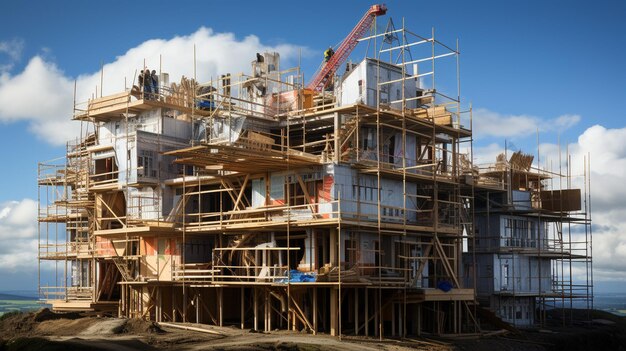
306 4 387 92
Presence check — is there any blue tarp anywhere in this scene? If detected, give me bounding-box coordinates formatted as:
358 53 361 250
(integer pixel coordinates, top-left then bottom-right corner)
437 280 453 292
277 270 316 283
196 100 215 109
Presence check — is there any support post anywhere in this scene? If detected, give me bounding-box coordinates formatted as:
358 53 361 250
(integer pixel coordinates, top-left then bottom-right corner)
219 287 223 327
195 291 199 323
313 287 318 335
172 286 176 322
417 304 422 336
334 112 340 163
264 289 270 332
254 288 258 331
330 288 338 336
241 287 245 330
157 288 162 323
354 289 359 335
392 302 396 336
374 290 379 337
365 289 369 336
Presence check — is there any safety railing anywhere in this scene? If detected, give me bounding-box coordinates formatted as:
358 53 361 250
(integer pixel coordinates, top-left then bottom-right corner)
39 242 92 259
180 200 339 231
352 151 464 180
39 286 93 301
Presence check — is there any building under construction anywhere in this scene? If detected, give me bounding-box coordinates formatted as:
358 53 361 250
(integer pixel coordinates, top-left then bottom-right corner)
466 150 593 327
38 4 592 337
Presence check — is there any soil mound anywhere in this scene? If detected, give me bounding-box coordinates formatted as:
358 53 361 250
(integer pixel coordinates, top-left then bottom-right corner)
122 318 165 335
33 308 81 322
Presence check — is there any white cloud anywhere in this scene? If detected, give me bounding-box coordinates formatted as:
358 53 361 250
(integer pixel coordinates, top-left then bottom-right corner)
0 56 74 122
473 108 581 139
0 39 24 61
0 27 307 145
470 142 504 166
0 199 38 270
553 114 581 130
566 125 626 281
473 108 538 138
485 123 626 284
5 198 37 226
0 38 24 72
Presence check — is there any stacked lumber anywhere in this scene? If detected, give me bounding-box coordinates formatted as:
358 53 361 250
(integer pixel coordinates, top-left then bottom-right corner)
87 91 131 113
509 150 534 171
167 76 198 108
318 264 360 282
242 131 275 150
413 105 453 126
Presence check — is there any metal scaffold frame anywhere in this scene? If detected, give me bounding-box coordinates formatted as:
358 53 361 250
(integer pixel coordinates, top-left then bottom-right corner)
470 145 593 328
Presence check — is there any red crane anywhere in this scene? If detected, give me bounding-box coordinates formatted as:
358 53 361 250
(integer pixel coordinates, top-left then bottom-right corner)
306 4 387 92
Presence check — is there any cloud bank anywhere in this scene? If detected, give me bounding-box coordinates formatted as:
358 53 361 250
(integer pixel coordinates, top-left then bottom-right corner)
473 108 580 139
562 125 626 282
0 28 307 145
0 199 38 270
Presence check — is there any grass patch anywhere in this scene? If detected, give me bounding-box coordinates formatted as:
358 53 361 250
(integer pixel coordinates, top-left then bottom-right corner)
0 310 22 321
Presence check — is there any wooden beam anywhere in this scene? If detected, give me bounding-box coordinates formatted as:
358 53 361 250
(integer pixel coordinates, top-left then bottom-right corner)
295 174 321 219
241 287 245 329
289 294 313 331
231 174 250 213
312 287 317 335
433 236 460 287
414 244 433 286
97 196 126 228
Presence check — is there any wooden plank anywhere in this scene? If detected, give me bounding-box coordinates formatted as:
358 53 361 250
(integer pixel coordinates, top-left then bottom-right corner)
433 236 460 287
231 174 250 212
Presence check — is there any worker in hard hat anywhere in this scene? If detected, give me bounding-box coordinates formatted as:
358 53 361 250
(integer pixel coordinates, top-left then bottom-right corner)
324 47 335 63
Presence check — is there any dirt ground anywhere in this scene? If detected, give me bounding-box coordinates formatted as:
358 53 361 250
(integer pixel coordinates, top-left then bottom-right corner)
0 309 624 351
0 308 452 351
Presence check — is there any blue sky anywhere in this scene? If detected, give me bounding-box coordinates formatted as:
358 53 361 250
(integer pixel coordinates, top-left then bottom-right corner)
0 0 624 292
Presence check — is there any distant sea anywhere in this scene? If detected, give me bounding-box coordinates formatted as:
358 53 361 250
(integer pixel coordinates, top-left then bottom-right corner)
1 291 624 318
0 290 48 317
559 292 626 317
594 292 626 317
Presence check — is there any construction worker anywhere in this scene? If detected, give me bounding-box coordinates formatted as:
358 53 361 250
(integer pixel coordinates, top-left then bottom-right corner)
138 70 144 95
324 47 334 63
143 68 152 99
151 70 159 99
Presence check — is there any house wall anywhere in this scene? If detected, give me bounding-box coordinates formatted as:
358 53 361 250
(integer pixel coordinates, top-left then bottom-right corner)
332 164 417 223
251 178 266 207
338 59 418 110
472 254 495 296
476 213 548 251
492 254 551 294
94 110 191 221
162 115 192 140
491 296 536 327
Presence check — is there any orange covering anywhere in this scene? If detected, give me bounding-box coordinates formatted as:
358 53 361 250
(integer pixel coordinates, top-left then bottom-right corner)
143 238 157 255
95 236 116 256
318 175 333 202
